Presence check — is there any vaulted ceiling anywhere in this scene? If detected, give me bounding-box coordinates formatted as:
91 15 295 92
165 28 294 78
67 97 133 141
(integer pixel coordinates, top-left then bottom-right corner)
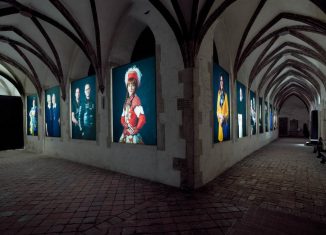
0 0 130 100
0 0 325 111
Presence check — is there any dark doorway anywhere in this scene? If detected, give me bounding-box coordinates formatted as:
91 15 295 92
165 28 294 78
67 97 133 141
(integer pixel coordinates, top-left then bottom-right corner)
279 117 288 137
310 110 318 140
0 95 24 150
289 119 299 137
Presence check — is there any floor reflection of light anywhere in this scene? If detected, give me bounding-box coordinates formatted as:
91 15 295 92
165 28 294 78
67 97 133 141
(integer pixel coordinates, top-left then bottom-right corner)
294 144 305 147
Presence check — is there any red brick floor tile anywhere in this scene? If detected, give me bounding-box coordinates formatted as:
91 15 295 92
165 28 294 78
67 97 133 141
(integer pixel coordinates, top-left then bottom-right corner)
63 224 80 232
1 138 326 234
206 228 224 235
48 224 65 233
1 229 21 235
78 223 93 232
83 227 105 235
69 217 83 224
15 227 35 235
96 221 111 232
32 226 51 234
72 211 87 218
121 226 136 235
83 216 97 224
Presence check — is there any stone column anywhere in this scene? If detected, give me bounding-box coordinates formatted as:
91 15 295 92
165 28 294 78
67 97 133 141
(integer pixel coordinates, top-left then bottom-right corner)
176 68 195 190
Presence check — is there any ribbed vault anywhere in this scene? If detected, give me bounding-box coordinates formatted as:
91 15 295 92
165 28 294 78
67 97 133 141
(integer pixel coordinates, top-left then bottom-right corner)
0 0 324 111
0 0 120 100
233 4 326 111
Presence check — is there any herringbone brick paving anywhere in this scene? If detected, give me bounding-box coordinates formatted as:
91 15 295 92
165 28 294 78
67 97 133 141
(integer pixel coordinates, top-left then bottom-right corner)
0 138 326 234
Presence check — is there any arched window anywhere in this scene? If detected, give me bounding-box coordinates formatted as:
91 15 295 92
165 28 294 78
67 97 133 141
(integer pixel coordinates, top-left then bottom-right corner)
213 42 219 64
130 27 155 62
88 64 95 76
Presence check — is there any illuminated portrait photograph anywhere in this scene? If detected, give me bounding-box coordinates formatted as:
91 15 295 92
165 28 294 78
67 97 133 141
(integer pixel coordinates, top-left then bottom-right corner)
45 86 61 137
270 104 273 131
259 97 263 133
27 95 38 136
112 57 156 145
273 107 277 130
71 75 96 140
265 101 269 132
250 91 256 135
213 64 230 143
237 81 246 138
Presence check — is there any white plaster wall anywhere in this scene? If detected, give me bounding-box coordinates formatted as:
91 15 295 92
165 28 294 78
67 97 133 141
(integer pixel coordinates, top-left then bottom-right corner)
22 0 282 188
0 81 10 95
196 51 278 186
196 15 278 187
0 77 20 96
25 2 184 188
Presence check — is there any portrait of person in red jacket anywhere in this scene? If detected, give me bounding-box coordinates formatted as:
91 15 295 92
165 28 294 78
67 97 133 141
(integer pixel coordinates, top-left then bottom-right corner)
119 66 146 144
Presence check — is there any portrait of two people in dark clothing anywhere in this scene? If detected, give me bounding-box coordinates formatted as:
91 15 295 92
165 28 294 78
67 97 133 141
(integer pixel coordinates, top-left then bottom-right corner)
71 76 96 140
45 86 61 137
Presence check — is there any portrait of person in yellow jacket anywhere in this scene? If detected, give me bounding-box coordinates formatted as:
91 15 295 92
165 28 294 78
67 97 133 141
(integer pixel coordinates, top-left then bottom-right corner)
216 75 229 142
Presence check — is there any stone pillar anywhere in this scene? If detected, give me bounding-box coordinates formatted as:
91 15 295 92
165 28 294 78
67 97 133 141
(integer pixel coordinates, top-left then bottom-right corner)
173 65 205 190
177 68 195 190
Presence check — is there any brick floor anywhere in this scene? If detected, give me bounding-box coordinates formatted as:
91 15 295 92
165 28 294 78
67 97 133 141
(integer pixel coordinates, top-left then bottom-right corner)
0 138 326 234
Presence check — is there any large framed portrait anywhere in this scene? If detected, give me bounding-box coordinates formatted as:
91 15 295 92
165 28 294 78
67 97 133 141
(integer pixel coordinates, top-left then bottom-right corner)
45 86 61 137
70 75 96 140
112 57 157 145
237 81 246 138
265 101 269 132
250 90 256 135
27 95 38 136
259 97 263 133
273 107 277 130
213 64 230 143
270 104 273 131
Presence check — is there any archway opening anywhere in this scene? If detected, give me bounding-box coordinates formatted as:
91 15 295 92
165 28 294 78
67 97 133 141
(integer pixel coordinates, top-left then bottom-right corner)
279 95 309 138
0 72 24 150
